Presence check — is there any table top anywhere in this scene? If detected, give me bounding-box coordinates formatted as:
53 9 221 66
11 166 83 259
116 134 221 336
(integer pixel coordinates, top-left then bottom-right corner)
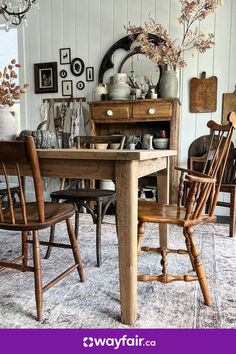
37 149 177 161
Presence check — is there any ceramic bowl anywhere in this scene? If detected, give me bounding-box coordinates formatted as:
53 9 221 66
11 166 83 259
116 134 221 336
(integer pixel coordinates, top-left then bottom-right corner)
114 73 127 83
109 143 120 149
95 143 108 149
153 138 169 149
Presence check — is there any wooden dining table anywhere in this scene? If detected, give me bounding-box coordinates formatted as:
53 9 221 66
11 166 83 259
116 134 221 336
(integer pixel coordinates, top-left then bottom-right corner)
21 148 176 325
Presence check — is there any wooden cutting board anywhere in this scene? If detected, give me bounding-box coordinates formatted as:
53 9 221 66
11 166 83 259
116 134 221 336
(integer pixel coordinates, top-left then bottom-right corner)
190 72 217 113
222 87 236 124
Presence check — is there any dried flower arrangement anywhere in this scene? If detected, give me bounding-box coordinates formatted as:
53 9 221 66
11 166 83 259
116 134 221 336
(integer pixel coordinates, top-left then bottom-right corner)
0 59 29 107
127 0 223 70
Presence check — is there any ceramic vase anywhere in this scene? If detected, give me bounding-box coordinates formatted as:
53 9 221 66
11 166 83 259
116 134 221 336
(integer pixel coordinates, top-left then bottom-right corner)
93 84 108 101
128 143 135 150
0 106 17 141
159 70 178 98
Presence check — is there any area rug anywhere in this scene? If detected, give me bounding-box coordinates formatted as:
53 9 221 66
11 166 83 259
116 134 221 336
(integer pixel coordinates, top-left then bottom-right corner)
0 214 235 329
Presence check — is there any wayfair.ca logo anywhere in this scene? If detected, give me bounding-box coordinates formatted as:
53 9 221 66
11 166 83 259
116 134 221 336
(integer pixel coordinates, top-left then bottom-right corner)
83 337 94 347
83 335 156 350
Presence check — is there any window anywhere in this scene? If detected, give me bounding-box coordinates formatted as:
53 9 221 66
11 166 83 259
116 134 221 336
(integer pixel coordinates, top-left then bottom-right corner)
0 27 20 131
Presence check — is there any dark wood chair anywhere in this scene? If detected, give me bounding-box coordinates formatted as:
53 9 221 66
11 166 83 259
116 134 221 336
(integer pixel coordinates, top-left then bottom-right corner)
45 135 126 267
137 113 236 307
0 136 84 321
187 136 236 237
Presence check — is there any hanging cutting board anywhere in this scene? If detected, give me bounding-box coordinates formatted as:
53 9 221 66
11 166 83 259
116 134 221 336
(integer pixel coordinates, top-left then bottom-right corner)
190 72 217 113
222 87 236 124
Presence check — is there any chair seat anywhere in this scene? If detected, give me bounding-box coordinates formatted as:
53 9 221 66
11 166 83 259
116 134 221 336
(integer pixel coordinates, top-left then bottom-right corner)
138 201 216 226
50 188 116 202
0 202 75 231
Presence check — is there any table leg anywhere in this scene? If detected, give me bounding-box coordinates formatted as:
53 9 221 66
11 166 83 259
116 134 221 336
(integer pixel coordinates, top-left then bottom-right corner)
157 157 169 248
115 160 138 325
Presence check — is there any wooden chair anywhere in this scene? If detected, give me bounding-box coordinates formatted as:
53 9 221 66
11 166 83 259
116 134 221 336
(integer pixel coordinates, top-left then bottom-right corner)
137 113 236 307
216 148 236 236
0 136 84 321
45 135 126 267
189 141 236 237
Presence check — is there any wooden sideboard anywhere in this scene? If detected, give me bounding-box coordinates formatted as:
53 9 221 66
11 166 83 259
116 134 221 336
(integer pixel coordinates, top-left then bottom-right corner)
88 98 180 203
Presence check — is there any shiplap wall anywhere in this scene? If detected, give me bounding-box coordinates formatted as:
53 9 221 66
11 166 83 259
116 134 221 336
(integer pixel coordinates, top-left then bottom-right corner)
17 0 236 208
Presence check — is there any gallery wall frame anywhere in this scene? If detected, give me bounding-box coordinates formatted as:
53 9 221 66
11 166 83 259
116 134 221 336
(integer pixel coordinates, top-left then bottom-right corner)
34 62 58 94
86 67 94 82
60 48 71 65
62 80 73 97
71 58 84 76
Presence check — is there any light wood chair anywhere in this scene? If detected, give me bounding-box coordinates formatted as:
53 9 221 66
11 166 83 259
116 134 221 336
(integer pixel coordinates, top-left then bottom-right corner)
137 113 236 306
45 135 126 267
189 142 236 237
0 136 84 321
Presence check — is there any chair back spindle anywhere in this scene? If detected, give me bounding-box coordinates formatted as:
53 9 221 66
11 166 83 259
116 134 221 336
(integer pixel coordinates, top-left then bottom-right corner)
0 136 45 225
183 113 236 222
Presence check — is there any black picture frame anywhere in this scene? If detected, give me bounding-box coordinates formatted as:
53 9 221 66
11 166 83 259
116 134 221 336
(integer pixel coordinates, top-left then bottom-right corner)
70 58 84 76
34 62 58 94
60 48 71 65
62 80 73 97
76 81 85 90
60 69 67 78
86 67 94 82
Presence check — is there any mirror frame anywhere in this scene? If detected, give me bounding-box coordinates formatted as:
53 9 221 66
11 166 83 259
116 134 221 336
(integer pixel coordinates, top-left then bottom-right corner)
98 33 163 84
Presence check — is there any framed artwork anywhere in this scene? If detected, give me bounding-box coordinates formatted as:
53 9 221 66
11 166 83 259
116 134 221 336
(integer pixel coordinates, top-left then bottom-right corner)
76 81 85 90
71 58 84 76
34 62 58 94
86 67 94 82
62 80 73 97
60 69 67 78
60 48 71 64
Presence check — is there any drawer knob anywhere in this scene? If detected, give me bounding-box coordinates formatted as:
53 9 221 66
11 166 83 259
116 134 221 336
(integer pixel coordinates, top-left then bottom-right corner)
148 108 156 115
106 110 113 116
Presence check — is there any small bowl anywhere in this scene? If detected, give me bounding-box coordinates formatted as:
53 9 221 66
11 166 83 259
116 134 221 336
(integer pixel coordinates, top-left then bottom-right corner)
114 73 127 83
153 138 169 149
109 143 120 149
95 143 108 149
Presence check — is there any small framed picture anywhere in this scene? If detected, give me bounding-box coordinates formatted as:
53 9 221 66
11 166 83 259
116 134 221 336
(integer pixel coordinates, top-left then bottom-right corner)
62 80 73 97
76 81 85 90
86 67 94 82
60 69 67 78
71 58 84 76
34 62 58 94
60 48 71 65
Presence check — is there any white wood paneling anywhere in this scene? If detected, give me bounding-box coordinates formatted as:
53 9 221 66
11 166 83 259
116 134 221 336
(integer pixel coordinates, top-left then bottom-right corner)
141 0 156 22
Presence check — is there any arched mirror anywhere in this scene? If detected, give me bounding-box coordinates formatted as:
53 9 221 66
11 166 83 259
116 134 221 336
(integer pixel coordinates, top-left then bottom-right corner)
98 33 163 87
118 50 161 87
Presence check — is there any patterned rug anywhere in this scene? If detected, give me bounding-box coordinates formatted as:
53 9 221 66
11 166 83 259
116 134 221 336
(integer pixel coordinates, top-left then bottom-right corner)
0 214 235 329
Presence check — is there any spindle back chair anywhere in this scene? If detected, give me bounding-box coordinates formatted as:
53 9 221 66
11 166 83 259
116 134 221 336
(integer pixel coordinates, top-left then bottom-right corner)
0 136 84 321
184 126 236 236
137 113 236 308
45 135 126 267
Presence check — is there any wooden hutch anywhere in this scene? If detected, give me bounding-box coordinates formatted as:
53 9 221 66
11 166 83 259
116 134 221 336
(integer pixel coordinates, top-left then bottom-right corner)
88 98 180 203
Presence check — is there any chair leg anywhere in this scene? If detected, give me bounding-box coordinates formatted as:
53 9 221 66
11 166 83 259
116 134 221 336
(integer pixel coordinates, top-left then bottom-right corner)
32 230 43 321
137 221 145 256
66 218 84 282
229 189 236 237
186 226 211 306
75 208 79 240
183 227 195 271
96 201 102 267
44 225 56 259
115 204 118 239
22 231 28 268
